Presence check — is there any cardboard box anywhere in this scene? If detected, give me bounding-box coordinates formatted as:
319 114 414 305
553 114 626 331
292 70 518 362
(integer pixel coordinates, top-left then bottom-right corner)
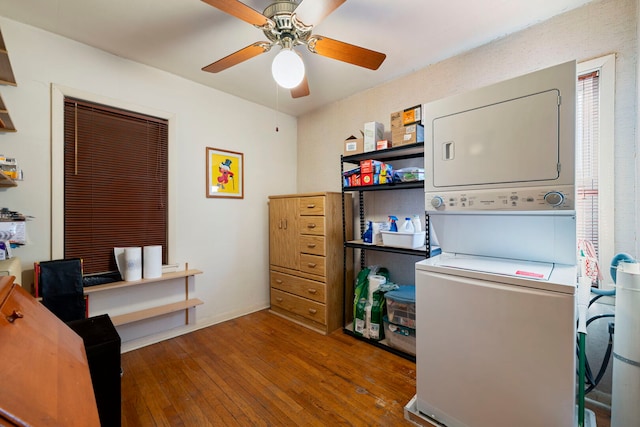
392 124 424 146
376 139 392 150
390 111 403 130
360 159 383 174
402 105 422 126
363 121 384 153
344 136 364 156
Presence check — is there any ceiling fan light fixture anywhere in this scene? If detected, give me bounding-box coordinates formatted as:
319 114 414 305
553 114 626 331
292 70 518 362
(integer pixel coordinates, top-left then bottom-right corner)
271 48 305 89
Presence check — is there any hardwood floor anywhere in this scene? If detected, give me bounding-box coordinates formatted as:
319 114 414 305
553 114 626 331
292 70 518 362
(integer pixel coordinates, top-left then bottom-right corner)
121 310 417 426
121 309 612 426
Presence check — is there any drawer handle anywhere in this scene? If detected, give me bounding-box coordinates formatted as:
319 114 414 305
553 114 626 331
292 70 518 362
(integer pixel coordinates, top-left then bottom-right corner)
307 204 316 208
308 308 317 315
276 297 283 303
275 279 283 284
307 263 317 268
307 243 317 248
307 224 316 229
307 289 317 294
6 310 24 324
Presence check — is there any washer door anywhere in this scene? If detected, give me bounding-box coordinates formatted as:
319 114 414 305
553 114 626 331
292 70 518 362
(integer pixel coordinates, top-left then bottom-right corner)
414 267 576 427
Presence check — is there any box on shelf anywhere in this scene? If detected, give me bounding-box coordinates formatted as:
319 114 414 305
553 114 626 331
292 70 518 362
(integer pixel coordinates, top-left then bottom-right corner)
380 230 426 249
391 105 422 130
363 121 384 153
385 285 416 328
402 105 422 126
342 167 361 187
390 111 403 130
344 135 364 156
383 315 416 355
355 160 393 186
394 167 424 182
392 124 424 146
376 139 392 150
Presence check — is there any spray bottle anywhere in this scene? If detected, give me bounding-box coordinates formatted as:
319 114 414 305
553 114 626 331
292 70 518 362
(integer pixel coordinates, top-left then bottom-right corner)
388 215 398 232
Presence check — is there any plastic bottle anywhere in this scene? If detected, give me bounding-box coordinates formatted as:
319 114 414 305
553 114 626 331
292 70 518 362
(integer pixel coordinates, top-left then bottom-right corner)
411 214 422 232
388 216 398 232
363 221 373 244
401 217 415 233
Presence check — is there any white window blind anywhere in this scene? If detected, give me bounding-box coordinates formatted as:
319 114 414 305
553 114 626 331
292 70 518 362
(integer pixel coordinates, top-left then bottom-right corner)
576 70 600 270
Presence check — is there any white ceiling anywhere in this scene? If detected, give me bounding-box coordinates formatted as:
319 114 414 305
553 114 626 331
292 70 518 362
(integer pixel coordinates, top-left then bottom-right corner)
0 0 594 116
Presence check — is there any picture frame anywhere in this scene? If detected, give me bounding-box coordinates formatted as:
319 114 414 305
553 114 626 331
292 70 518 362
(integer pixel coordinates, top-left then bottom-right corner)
206 147 244 199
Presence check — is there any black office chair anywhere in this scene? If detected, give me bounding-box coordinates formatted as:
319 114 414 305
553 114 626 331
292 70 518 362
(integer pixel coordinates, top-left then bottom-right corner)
35 258 86 322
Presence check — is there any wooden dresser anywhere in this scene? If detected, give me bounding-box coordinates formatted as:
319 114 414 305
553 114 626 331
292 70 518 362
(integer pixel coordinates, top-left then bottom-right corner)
0 276 100 427
268 192 352 334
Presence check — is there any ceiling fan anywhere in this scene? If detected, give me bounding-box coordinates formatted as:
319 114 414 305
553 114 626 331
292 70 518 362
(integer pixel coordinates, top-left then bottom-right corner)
201 0 387 98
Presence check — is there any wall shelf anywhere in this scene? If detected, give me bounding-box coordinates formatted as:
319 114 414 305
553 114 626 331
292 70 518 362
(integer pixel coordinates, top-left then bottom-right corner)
110 298 204 326
84 268 203 327
0 170 17 187
0 27 17 86
0 93 16 132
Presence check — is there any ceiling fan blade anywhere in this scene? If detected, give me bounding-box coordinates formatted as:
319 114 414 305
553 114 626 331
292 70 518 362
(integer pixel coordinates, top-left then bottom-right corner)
201 0 270 26
291 75 310 98
293 0 346 26
202 42 270 73
311 36 386 70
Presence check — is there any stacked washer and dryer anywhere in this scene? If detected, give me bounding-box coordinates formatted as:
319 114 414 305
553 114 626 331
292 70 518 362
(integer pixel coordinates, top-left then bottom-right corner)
405 61 580 427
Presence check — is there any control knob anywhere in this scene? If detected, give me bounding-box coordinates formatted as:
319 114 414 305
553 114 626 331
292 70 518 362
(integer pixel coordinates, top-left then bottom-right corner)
430 196 444 209
544 191 565 207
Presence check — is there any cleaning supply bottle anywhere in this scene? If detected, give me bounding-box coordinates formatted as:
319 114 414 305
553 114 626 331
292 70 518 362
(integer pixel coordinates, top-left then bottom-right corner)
388 216 398 232
401 217 415 233
411 214 422 232
363 221 373 244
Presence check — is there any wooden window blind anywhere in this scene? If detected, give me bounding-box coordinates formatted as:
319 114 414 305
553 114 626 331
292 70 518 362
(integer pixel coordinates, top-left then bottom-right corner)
63 98 168 275
576 71 600 265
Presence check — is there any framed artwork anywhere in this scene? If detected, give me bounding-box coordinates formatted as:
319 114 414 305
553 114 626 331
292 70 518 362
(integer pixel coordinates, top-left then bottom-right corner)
206 147 244 199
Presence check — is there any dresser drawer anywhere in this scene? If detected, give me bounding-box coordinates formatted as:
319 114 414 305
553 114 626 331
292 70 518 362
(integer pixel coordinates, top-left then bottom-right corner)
270 271 325 302
271 288 326 325
299 254 326 277
299 196 325 216
299 235 325 256
299 216 325 235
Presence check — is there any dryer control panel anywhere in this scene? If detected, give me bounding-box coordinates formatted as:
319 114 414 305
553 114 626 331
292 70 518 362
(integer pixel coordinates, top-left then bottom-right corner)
426 185 574 212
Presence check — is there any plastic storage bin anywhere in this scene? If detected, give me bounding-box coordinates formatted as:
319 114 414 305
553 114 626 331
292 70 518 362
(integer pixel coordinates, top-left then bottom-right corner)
380 231 426 249
394 167 424 182
384 315 416 355
385 285 416 328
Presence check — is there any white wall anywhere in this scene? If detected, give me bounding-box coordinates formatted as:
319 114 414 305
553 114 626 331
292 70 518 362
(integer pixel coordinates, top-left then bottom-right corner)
0 17 298 350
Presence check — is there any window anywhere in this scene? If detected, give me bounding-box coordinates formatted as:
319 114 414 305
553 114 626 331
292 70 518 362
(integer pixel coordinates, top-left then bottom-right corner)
576 55 615 286
62 98 168 275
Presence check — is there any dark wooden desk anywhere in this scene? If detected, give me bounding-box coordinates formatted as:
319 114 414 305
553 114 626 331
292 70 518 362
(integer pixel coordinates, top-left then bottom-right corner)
0 276 100 426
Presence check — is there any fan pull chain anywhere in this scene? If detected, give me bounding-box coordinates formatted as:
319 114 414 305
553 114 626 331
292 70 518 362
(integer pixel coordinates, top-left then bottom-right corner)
275 83 279 132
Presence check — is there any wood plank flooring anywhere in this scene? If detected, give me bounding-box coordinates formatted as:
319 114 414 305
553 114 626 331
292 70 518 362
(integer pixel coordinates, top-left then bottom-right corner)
121 310 417 426
121 309 612 426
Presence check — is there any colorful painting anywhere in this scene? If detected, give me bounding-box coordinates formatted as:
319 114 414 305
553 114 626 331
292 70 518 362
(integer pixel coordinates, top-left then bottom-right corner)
206 147 244 199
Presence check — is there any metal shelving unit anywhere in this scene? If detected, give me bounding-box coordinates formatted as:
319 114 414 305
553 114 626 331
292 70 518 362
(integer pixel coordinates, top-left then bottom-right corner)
340 142 429 361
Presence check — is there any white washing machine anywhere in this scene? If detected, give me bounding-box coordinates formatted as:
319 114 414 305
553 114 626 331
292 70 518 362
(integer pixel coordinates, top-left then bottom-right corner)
413 251 576 427
406 61 579 427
